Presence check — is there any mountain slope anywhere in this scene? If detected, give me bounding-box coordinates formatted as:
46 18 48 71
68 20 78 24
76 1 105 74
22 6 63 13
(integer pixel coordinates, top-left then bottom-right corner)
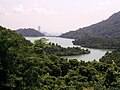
16 28 45 37
60 11 120 49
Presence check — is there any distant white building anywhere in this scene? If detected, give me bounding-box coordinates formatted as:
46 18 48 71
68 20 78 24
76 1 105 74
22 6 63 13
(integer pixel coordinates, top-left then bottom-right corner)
38 26 41 32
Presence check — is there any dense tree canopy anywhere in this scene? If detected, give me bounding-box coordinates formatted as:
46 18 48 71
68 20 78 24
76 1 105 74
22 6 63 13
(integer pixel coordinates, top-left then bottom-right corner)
100 48 120 67
0 26 120 90
35 40 90 56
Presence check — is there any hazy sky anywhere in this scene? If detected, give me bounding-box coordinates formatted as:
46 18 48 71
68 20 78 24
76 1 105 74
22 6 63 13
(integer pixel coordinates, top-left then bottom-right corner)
0 0 120 35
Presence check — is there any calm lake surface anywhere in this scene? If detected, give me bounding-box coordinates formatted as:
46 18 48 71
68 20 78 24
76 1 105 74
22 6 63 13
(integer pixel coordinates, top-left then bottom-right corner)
25 37 113 62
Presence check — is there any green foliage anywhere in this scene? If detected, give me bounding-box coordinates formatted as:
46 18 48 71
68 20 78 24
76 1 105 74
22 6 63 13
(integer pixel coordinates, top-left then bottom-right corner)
42 42 90 56
1 26 120 90
100 48 120 67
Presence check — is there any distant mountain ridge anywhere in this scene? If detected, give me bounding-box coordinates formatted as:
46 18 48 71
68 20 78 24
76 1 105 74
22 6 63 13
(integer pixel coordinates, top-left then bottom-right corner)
16 28 45 37
60 11 120 49
60 11 120 39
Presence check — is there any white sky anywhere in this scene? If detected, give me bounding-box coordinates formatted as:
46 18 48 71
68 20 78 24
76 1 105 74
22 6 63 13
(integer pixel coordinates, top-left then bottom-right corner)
0 0 120 35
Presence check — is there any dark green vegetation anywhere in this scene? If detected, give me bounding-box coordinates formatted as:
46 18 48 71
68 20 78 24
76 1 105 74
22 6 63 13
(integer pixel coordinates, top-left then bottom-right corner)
60 11 120 49
1 26 120 90
16 28 45 37
40 41 90 56
100 48 120 67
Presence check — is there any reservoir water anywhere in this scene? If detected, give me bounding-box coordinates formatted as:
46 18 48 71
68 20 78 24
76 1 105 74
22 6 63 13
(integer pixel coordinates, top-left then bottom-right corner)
25 37 113 62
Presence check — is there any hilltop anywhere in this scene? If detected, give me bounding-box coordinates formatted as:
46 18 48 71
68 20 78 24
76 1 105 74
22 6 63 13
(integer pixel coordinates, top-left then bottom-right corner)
15 28 45 37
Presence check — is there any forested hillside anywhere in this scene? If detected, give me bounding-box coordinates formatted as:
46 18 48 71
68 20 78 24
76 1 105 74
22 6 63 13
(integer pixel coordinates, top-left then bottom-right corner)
100 48 120 67
1 26 120 90
60 11 120 49
16 28 45 37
